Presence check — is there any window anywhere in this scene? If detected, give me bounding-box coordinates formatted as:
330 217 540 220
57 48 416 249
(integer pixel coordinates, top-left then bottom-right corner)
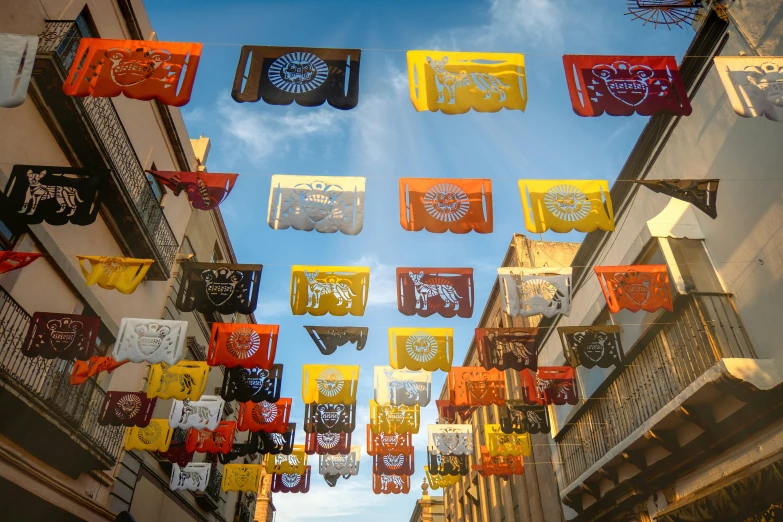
210 242 223 263
665 238 723 293
145 165 166 205
0 219 16 249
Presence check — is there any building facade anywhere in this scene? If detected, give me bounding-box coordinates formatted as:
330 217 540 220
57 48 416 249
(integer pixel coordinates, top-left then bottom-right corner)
410 481 446 522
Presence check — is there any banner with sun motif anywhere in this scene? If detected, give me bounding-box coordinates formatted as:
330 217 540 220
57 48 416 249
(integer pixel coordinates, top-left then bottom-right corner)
635 179 719 219
237 399 292 433
175 262 262 315
0 34 38 108
76 256 153 295
148 171 238 211
520 367 578 406
388 327 454 372
301 365 360 404
563 55 691 117
207 323 278 369
559 325 624 369
113 318 188 366
472 447 524 477
63 38 202 106
373 451 414 476
398 178 493 233
21 312 100 360
290 265 370 316
369 401 420 434
518 179 614 233
147 361 209 401
499 401 550 435
374 366 431 407
427 424 473 456
221 365 283 403
448 367 506 407
99 392 156 427
714 57 783 121
594 265 673 313
407 51 526 114
221 464 263 492
372 473 410 494
498 267 572 318
485 424 532 457
304 326 368 355
476 327 538 371
0 251 42 275
124 420 173 452
396 267 474 318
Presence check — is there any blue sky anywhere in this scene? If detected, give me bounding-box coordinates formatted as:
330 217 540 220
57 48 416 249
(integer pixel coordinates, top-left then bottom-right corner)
145 1 693 519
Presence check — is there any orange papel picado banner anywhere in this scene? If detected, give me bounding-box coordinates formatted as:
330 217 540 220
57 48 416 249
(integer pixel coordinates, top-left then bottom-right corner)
594 265 673 313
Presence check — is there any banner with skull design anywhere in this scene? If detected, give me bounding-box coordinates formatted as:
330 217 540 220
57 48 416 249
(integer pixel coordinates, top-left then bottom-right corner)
63 38 202 106
369 401 421 435
168 395 225 431
124 420 174 452
499 401 550 435
76 256 154 295
476 328 538 371
305 431 351 455
232 47 361 110
594 265 673 314
559 325 624 369
113 318 188 366
301 364 360 405
319 446 361 476
563 55 691 117
221 365 284 403
388 327 454 372
372 473 410 494
427 453 468 476
635 179 719 219
485 424 532 457
176 262 262 315
518 179 614 234
291 265 370 316
427 424 473 456
0 251 42 275
99 392 156 427
407 51 527 114
714 57 783 121
498 267 572 318
0 34 38 108
146 361 209 401
366 426 413 456
186 421 237 454
472 447 524 477
373 451 414 476
21 312 100 360
448 367 506 407
425 467 459 489
147 170 238 211
304 326 368 355
520 367 578 406
398 178 493 233
396 267 474 318
238 398 292 433
207 323 279 369
221 464 263 492
70 356 127 385
4 165 109 226
170 462 211 492
268 175 365 235
304 403 356 434
264 446 308 474
373 366 432 407
256 423 297 455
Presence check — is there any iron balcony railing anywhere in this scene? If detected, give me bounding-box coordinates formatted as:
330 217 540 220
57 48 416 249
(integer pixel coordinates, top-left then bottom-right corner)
37 21 179 274
204 466 223 508
556 292 756 488
0 285 124 465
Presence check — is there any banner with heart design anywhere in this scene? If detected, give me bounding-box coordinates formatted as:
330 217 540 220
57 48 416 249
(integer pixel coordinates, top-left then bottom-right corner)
0 34 38 108
472 446 524 477
21 312 100 360
303 403 356 434
207 323 278 369
0 251 42 275
373 451 414 476
176 262 262 315
559 325 624 369
427 453 468 476
77 256 154 295
147 361 209 401
388 327 454 372
291 265 370 316
301 365 360 405
518 179 614 234
185 421 237 454
271 466 312 493
448 367 506 407
124 419 174 452
396 267 474 318
113 318 188 365
563 55 691 117
520 367 578 406
499 401 550 435
237 398 292 433
635 179 720 219
595 265 673 313
476 327 538 371
369 401 420 435
147 170 238 211
373 366 431 407
304 326 369 355
264 446 308 474
366 426 413 456
398 178 493 234
99 392 157 427
498 267 572 318
372 473 410 494
427 424 473 456
221 464 263 492
485 424 532 457
304 431 351 455
221 365 284 403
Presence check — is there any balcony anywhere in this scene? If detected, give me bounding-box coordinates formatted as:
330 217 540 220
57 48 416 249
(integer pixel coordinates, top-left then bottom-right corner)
32 21 179 278
236 493 257 522
556 293 783 520
0 285 124 477
195 464 223 512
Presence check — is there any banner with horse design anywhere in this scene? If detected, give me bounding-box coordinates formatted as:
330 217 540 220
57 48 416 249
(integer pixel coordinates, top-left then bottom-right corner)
301 364 360 404
147 170 238 211
170 462 211 492
176 262 262 315
476 327 538 371
186 421 237 454
238 398 292 433
407 51 526 114
256 423 297 455
472 447 524 477
113 318 188 366
559 325 624 369
271 466 312 493
76 256 154 295
388 327 454 372
427 424 473 456
373 366 431 407
518 179 614 233
124 420 174 452
520 367 578 406
369 401 421 435
63 38 202 106
366 426 413 456
498 267 572 318
0 34 38 108
265 446 308 474
427 453 468 476
304 431 351 455
304 326 368 355
21 312 99 360
304 403 356 434
168 396 225 431
221 365 284 403
398 178 493 233
563 55 691 117
0 251 42 275
594 265 673 313
485 424 532 457
714 57 783 121
99 392 156 427
146 361 209 401
635 179 719 219
207 323 279 369
396 267 474 318
499 401 550 435
290 265 370 316
221 464 263 492
372 473 410 494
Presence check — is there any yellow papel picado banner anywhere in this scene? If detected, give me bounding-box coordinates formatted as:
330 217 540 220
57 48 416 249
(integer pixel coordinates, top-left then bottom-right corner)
124 419 173 452
76 256 153 294
147 361 209 401
388 327 454 372
221 464 263 492
264 446 308 474
301 364 360 404
290 265 370 316
518 180 614 234
485 424 532 457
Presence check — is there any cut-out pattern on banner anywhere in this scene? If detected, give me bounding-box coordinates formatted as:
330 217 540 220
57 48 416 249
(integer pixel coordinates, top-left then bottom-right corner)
398 178 493 234
208 323 278 369
256 424 297 455
476 327 538 371
158 429 194 467
71 356 126 385
714 57 783 121
0 251 41 274
168 396 225 431
176 263 262 315
448 367 506 407
436 399 458 424
499 401 549 435
304 432 351 455
21 312 99 360
113 318 188 365
271 467 312 493
319 446 360 478
518 179 614 234
218 438 253 464
396 267 474 318
372 473 410 495
559 325 624 369
520 367 578 406
498 267 572 318
147 361 209 401
0 34 38 108
265 447 308 474
4 165 108 226
170 462 211 492
594 265 673 313
124 420 173 452
369 401 421 434
373 452 414 476
291 265 370 316
366 426 413 456
635 179 719 219
407 51 526 114
472 447 524 477
268 175 365 235
304 403 356 434
301 365 360 404
99 392 156 427
77 256 153 295
426 467 459 489
221 464 263 492
63 39 202 106
221 365 283 403
563 55 691 117
304 326 368 355
486 424 532 457
427 454 468 476
388 327 453 372
427 424 473 456
373 366 431 407
147 171 238 211
238 399 292 433
232 47 361 110
186 421 237 454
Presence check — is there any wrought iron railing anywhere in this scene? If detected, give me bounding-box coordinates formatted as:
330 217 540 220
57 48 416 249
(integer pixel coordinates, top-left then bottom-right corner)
0 285 123 464
237 493 257 522
37 21 179 274
556 292 755 488
204 467 223 507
